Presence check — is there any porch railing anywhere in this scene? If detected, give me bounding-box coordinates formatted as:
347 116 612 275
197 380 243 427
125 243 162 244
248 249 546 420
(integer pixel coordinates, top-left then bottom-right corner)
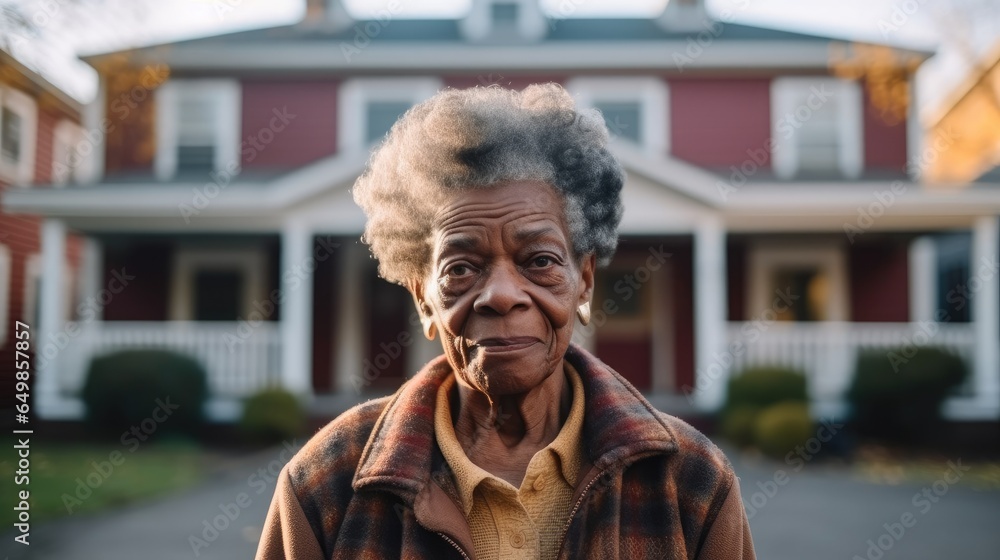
59 321 282 398
724 321 976 407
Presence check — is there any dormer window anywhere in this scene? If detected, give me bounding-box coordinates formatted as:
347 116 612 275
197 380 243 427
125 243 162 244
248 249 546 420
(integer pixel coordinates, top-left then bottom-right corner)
460 0 546 42
492 2 519 29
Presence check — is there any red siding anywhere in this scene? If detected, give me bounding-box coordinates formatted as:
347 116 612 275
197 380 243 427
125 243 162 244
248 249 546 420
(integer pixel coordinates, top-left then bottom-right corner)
862 82 908 171
669 78 772 167
849 240 910 322
34 110 56 185
240 80 339 169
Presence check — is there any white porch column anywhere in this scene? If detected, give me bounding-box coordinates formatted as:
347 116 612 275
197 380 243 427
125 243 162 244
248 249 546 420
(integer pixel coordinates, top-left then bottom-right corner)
908 236 936 323
971 216 1000 417
80 76 105 184
78 238 103 321
335 240 365 393
693 218 727 412
37 219 78 418
281 223 314 397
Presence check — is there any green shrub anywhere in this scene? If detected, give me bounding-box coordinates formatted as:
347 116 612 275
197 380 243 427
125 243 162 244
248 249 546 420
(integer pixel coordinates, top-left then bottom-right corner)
719 367 807 449
240 388 306 443
725 367 808 412
82 349 207 437
719 405 760 448
847 346 968 443
753 402 814 459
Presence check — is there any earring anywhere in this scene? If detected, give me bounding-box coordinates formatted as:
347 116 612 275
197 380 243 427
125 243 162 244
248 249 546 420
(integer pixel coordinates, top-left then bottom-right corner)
577 302 591 326
422 319 437 341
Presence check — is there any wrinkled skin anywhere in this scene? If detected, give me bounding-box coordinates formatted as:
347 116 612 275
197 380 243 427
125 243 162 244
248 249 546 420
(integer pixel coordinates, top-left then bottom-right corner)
407 180 595 485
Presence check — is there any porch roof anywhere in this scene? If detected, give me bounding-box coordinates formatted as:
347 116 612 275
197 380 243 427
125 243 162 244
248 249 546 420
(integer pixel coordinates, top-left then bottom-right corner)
4 144 1000 233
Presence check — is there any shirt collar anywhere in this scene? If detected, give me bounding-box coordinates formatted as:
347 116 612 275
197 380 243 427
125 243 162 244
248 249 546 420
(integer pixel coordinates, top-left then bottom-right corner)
433 360 587 517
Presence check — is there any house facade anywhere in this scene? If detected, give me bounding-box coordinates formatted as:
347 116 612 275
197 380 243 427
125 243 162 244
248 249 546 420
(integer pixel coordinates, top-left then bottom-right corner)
0 49 87 416
4 0 999 422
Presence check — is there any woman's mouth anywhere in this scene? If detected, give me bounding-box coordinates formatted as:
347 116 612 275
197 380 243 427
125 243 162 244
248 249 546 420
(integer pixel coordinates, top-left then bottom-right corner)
473 337 540 353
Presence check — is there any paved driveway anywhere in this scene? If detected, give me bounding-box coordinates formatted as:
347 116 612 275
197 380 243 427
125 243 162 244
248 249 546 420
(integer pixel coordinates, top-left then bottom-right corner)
2 443 997 559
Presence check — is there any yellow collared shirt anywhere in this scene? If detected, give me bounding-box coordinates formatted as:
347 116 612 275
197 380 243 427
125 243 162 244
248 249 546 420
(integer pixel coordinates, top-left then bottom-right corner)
434 361 586 560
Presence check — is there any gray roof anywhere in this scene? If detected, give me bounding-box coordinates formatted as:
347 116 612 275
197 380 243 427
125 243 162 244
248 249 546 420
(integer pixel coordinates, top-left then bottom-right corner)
82 16 933 63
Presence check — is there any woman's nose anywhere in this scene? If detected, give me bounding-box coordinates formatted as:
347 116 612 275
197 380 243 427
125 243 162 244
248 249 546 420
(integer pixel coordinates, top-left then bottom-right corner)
472 262 531 316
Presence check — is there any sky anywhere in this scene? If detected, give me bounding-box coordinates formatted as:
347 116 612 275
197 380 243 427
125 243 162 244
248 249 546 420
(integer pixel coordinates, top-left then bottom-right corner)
3 0 998 122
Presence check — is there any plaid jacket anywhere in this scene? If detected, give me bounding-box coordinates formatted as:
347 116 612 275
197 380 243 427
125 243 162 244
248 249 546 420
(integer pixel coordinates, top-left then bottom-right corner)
256 343 755 560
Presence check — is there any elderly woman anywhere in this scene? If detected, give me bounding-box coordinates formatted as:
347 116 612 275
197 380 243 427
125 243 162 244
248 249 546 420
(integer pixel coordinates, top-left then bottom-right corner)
255 84 755 560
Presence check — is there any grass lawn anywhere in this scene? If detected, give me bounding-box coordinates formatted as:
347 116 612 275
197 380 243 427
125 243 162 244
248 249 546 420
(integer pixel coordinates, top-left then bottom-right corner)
0 437 205 525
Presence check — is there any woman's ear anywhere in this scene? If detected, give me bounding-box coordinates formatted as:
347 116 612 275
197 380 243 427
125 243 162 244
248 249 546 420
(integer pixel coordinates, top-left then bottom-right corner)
578 253 596 307
404 278 437 341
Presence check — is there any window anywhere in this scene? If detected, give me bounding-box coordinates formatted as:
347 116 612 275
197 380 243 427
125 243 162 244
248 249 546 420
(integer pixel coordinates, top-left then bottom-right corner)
1 107 22 163
593 101 642 144
747 241 849 322
365 101 412 144
155 80 241 180
169 247 266 321
0 86 37 185
491 2 519 27
338 78 442 152
771 77 863 179
460 0 546 42
567 77 668 154
194 269 245 321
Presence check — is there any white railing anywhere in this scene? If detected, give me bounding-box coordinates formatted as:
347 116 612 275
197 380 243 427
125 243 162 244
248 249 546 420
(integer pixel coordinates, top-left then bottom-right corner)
58 321 282 398
725 321 976 407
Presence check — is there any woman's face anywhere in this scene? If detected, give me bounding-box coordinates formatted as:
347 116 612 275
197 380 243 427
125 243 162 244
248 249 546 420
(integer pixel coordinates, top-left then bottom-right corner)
411 180 595 398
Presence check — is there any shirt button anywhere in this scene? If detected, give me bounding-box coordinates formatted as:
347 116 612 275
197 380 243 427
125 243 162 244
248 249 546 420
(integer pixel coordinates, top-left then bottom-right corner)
532 475 545 491
510 530 526 548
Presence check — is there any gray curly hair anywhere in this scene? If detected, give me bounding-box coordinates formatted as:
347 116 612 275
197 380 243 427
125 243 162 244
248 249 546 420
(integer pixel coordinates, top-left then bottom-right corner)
351 83 625 285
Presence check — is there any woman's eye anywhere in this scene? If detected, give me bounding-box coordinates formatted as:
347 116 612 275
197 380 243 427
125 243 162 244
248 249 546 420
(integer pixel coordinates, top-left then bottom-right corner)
531 256 554 268
448 264 472 277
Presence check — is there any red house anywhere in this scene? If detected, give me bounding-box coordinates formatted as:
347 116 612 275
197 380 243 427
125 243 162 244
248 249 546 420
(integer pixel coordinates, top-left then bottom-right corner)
4 0 999 422
0 49 87 416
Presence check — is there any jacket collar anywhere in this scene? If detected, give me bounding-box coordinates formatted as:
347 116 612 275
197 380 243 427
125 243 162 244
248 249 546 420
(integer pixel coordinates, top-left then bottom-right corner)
352 342 679 498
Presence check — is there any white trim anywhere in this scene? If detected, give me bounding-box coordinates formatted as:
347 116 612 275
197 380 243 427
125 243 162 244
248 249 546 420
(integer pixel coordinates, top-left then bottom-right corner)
52 119 87 186
567 76 668 155
168 247 266 321
337 77 441 153
155 79 242 181
771 77 864 179
460 0 547 42
908 236 936 323
0 86 38 186
0 244 9 349
746 239 850 322
81 76 105 184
